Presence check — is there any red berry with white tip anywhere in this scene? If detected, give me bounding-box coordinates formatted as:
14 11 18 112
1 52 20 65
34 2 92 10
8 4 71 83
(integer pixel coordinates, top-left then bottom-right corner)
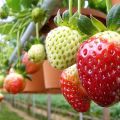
60 64 90 112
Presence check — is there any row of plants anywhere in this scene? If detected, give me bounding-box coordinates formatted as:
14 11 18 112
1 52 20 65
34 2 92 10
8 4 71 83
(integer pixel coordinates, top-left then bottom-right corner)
5 94 120 120
0 102 24 120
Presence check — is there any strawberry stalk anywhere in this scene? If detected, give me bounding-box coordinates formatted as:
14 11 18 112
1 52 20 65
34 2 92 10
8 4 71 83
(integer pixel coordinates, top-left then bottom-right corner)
69 0 73 18
17 30 21 65
36 22 39 39
106 0 112 13
78 0 82 18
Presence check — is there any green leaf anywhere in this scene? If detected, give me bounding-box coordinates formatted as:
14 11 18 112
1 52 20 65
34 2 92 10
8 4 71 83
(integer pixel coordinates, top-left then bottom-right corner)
69 12 79 22
77 15 98 36
21 0 35 8
25 74 32 81
106 4 120 30
6 0 39 12
6 0 21 12
17 10 31 19
62 10 69 21
69 12 81 32
90 15 107 32
0 23 13 34
54 10 63 26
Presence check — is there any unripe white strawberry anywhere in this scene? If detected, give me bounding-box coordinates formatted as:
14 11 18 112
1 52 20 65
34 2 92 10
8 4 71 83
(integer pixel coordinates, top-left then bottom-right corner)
28 44 46 63
45 26 82 70
32 7 46 23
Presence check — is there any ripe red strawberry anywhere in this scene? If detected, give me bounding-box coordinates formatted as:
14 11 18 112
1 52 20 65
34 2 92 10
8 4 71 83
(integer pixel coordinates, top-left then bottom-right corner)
4 72 26 94
22 52 40 74
76 31 120 107
60 64 90 112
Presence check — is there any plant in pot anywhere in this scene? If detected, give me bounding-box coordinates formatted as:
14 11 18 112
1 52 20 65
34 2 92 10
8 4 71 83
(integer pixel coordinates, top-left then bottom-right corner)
23 7 47 93
44 0 120 113
44 0 87 93
0 1 47 94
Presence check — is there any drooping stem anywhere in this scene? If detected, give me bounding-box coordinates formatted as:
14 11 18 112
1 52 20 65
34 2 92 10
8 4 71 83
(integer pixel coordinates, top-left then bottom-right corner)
78 0 82 18
36 23 39 39
69 0 73 18
106 0 112 13
17 30 21 65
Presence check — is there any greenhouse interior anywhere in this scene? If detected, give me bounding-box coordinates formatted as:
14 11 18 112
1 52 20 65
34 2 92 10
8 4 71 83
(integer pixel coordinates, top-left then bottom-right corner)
0 0 120 120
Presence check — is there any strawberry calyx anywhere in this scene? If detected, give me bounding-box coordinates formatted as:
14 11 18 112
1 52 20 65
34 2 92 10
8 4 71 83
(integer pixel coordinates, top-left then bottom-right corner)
12 63 32 81
54 0 86 36
77 4 120 36
24 37 44 51
54 9 83 35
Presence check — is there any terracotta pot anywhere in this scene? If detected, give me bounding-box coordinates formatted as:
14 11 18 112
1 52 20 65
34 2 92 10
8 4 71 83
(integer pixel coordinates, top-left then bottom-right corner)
23 63 46 93
112 0 120 5
43 60 62 93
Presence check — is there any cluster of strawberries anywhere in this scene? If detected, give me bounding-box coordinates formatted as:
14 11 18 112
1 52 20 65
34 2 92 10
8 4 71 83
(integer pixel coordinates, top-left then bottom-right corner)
0 2 120 113
46 4 120 112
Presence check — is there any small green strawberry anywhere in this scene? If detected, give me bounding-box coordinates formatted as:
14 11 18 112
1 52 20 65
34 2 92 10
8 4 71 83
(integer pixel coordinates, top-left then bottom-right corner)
32 7 46 23
28 44 46 63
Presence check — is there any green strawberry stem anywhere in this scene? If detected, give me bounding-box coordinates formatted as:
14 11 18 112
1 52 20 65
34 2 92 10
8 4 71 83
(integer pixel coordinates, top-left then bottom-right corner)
78 0 82 18
36 22 39 39
69 0 73 18
106 0 112 13
17 30 21 66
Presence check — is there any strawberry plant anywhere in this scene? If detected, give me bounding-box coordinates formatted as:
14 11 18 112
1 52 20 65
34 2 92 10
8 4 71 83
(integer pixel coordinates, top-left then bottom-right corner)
22 6 46 74
3 24 31 94
0 0 48 93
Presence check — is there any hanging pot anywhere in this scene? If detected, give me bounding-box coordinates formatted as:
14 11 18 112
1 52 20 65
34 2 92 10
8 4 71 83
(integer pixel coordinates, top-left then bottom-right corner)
43 60 62 94
23 62 46 93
